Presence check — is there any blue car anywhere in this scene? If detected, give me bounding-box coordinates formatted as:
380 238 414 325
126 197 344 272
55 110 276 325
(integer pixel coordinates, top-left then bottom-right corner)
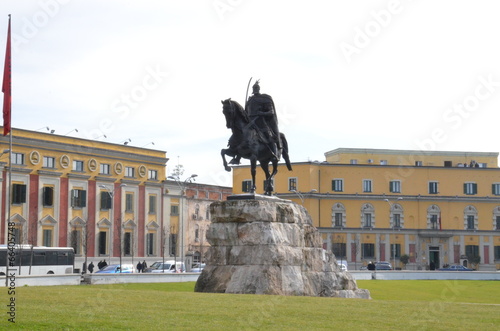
95 264 135 273
438 265 473 271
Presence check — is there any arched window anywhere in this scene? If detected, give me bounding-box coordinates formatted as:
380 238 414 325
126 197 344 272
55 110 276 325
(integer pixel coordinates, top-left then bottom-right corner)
464 205 478 230
389 203 404 229
361 203 375 228
493 206 500 230
69 217 85 255
97 218 111 256
332 203 346 228
426 205 441 230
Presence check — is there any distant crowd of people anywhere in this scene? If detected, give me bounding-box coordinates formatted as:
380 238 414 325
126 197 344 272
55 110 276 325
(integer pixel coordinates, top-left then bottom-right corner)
81 259 148 273
136 260 148 272
459 160 480 168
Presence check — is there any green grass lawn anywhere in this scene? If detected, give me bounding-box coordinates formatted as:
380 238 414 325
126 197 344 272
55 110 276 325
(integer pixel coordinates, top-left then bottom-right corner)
2 280 499 330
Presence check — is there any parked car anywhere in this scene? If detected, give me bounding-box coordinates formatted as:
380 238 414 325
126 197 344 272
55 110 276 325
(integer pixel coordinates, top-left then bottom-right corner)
95 264 135 273
375 261 393 270
144 261 185 273
191 263 205 272
438 265 473 271
337 261 348 271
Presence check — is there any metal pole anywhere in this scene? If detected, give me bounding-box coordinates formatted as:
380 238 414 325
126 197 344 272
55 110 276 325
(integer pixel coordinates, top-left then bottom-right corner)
4 136 12 286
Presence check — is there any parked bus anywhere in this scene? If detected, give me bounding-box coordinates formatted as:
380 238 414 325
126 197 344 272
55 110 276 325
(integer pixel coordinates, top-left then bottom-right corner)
0 245 75 275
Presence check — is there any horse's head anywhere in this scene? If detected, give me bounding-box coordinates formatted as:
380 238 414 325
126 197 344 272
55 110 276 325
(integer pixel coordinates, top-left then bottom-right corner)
221 98 234 129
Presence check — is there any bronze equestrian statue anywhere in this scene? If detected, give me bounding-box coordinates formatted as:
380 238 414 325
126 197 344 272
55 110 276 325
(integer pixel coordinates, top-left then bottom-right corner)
221 80 292 195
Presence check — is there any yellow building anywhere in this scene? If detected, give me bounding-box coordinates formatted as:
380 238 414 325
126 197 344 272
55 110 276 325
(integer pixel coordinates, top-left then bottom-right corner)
0 128 167 263
232 148 500 270
0 128 233 273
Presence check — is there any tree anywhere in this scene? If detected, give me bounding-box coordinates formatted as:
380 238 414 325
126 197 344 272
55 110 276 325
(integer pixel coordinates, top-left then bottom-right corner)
400 254 410 270
170 164 185 180
467 255 481 270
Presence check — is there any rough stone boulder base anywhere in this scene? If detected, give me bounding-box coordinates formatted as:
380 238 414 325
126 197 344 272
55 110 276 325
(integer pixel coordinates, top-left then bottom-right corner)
194 198 370 299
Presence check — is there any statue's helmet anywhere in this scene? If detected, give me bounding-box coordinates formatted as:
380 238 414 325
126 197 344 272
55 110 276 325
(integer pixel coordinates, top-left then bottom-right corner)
252 80 260 94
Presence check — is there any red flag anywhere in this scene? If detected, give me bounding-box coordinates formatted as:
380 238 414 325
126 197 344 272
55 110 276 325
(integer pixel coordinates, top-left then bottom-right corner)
2 15 11 136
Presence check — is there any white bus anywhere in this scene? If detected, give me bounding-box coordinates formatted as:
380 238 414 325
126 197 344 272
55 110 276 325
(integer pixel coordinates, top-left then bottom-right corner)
0 245 75 275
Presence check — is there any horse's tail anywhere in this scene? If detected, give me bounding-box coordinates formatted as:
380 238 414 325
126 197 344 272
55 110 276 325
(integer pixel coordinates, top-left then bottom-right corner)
280 132 292 171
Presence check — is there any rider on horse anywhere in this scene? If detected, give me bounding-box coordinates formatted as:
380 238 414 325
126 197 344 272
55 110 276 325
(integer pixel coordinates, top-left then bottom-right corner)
245 80 282 157
228 80 281 165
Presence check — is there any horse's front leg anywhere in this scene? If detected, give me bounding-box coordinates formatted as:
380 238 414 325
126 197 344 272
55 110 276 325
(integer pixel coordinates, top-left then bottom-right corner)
221 148 232 172
250 157 257 193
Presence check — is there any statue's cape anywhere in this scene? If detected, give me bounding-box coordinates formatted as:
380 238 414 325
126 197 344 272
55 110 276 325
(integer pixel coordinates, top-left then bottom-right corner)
248 93 274 106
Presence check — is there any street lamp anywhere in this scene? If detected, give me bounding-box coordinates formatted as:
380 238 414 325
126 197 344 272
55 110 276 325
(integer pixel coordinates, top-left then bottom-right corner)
167 174 198 270
99 183 127 273
289 189 317 204
384 197 403 270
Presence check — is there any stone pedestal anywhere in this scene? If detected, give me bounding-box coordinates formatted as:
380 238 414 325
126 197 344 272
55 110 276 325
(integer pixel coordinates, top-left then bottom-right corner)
194 197 370 299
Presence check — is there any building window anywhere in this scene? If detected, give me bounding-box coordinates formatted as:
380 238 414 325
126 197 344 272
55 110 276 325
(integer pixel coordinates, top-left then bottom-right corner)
125 193 134 212
98 231 107 255
288 177 297 192
148 169 158 180
393 214 401 228
493 184 500 195
389 181 401 193
362 243 375 258
70 229 82 255
494 246 500 260
390 244 401 258
100 163 110 175
43 229 53 247
363 179 372 193
332 179 343 192
43 156 55 168
100 192 112 210
364 213 372 228
332 243 346 259
496 216 500 230
429 182 438 194
334 213 343 227
42 187 54 207
71 189 87 208
464 182 477 195
73 160 84 172
125 167 135 177
149 195 156 214
242 180 252 193
169 233 177 256
467 215 475 230
464 206 478 230
465 245 479 258
124 232 132 256
147 233 155 256
13 227 22 245
12 183 27 204
12 152 24 165
430 214 439 229
170 205 179 216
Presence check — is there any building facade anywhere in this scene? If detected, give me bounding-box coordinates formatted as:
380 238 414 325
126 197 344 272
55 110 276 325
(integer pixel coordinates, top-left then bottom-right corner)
0 128 231 269
232 148 500 270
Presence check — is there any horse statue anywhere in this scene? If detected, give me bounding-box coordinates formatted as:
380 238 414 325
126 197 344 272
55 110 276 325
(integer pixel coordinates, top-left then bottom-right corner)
221 98 292 195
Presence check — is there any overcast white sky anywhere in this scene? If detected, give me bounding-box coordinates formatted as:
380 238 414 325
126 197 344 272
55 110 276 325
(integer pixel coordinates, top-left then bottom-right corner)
2 0 500 187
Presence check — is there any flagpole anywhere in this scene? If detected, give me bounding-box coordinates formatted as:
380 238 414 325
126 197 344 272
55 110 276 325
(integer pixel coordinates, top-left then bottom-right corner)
3 14 11 286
